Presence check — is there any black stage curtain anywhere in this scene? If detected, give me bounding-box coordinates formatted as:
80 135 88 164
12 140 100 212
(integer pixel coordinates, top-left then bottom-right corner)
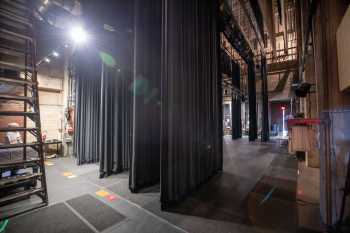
248 61 257 141
130 0 162 192
231 61 242 139
121 69 134 174
73 52 101 165
161 0 223 207
98 33 134 176
99 64 130 177
73 49 132 176
73 1 134 175
261 56 269 142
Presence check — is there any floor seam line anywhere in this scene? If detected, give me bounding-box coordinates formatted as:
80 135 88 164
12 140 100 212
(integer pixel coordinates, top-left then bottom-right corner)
83 179 189 233
63 201 99 233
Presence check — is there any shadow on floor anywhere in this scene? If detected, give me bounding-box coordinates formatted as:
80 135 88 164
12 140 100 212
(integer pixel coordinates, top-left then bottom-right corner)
138 184 160 194
164 172 253 224
246 175 298 233
159 149 317 233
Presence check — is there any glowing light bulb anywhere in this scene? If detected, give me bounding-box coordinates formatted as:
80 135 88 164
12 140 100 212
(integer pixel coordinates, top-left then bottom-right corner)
52 50 59 57
69 26 89 45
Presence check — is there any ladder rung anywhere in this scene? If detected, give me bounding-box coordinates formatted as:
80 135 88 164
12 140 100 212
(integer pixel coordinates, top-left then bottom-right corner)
0 17 29 33
0 4 28 19
0 111 37 117
0 159 40 169
0 76 36 86
0 142 41 149
2 0 30 13
0 44 30 54
0 188 43 207
12 0 27 4
0 9 32 27
0 127 37 132
0 30 26 45
0 173 41 188
0 61 34 72
0 94 33 102
0 49 26 59
0 28 33 42
0 45 31 57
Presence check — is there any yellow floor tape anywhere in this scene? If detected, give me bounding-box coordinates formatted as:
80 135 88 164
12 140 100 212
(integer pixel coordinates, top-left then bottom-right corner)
63 172 73 177
96 190 110 197
44 161 54 166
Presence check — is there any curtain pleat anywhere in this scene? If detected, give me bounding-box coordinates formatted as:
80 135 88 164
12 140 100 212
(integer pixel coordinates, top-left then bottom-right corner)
99 64 130 177
248 61 257 141
261 56 269 142
161 0 223 207
121 70 134 173
231 61 242 139
73 1 134 176
73 51 132 176
73 53 101 165
130 0 162 192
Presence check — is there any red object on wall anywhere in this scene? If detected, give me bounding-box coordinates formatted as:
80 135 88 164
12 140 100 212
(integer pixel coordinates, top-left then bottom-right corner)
287 118 321 127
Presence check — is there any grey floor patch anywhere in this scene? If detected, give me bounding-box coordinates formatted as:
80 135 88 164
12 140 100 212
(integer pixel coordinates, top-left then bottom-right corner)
108 179 160 208
66 194 126 231
5 203 94 233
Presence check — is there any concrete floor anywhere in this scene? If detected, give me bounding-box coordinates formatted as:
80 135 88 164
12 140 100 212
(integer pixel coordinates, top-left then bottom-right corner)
297 162 321 231
3 137 321 233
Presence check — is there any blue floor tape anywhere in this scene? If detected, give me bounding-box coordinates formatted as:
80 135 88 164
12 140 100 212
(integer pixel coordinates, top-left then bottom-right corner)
259 186 277 206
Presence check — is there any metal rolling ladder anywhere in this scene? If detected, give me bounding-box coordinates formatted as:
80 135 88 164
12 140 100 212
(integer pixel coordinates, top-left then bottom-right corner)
0 0 48 219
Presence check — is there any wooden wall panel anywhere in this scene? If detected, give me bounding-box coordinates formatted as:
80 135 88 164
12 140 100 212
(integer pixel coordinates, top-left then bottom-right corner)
337 5 350 91
313 0 350 111
312 0 350 226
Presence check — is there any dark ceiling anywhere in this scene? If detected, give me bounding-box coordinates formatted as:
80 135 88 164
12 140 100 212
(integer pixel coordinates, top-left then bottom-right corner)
81 0 134 33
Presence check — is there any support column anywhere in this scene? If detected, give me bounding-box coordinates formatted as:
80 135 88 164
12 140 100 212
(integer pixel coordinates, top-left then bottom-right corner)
261 55 269 141
248 60 257 141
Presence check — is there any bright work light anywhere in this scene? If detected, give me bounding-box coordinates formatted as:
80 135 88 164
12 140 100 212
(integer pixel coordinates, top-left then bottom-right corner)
69 25 89 45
